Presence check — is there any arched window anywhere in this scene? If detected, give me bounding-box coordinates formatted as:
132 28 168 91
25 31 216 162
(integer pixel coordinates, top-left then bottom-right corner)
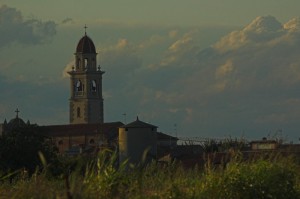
76 80 83 92
91 80 97 92
84 58 88 69
77 107 81 118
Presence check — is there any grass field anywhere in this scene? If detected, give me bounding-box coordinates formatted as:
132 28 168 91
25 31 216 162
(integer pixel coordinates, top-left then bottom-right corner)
1 151 300 199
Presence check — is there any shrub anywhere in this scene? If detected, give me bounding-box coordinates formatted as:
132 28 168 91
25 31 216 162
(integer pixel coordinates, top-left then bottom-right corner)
200 156 300 199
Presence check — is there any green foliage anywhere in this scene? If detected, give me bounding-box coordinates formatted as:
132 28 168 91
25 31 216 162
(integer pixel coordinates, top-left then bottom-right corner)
201 155 300 199
0 151 300 198
202 137 249 153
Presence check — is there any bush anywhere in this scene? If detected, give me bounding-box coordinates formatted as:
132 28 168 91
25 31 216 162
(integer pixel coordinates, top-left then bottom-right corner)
201 156 300 199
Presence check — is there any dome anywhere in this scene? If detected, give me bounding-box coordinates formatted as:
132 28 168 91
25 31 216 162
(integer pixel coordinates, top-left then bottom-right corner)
76 35 96 54
7 117 26 131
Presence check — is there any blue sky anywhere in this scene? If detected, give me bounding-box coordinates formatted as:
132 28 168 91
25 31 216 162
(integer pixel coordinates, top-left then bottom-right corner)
1 2 300 142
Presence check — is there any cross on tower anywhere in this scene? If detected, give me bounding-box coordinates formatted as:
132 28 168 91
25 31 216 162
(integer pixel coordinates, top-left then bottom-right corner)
84 24 88 35
15 108 20 118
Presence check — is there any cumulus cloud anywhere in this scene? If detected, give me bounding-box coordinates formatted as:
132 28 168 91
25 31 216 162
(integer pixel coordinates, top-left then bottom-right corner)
100 38 142 79
0 4 56 48
156 31 200 69
214 16 286 53
62 60 74 78
215 59 234 79
212 16 300 90
284 17 300 32
126 15 300 138
244 16 282 33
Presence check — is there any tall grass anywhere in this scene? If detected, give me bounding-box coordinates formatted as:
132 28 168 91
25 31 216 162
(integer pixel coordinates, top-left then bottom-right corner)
1 151 300 199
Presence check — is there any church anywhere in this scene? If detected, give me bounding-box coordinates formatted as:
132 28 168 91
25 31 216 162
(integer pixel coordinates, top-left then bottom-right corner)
0 29 178 156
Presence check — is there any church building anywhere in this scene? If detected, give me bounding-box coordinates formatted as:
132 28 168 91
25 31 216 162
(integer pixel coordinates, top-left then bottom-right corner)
0 29 178 156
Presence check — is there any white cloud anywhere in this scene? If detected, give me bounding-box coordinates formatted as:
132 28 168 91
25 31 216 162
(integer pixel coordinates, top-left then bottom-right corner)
214 16 287 53
284 17 300 32
157 31 200 68
62 58 75 78
243 16 282 33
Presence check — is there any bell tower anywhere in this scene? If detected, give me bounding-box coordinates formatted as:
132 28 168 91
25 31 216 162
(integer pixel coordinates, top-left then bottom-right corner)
68 28 105 124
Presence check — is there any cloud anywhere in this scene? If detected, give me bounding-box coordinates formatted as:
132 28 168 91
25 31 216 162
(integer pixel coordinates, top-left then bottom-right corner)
100 39 142 73
61 17 73 24
243 16 282 33
213 16 286 53
0 4 57 48
215 59 234 79
284 17 300 32
123 15 300 138
168 30 179 39
62 60 74 78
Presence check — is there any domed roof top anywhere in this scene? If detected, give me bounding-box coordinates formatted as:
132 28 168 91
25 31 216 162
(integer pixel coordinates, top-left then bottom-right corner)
8 117 26 128
76 34 96 54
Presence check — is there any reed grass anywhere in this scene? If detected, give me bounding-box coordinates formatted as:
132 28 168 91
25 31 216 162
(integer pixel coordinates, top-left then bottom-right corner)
1 151 300 199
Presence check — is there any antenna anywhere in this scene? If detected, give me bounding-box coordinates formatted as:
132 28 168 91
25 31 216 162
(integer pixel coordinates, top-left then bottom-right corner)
122 113 127 124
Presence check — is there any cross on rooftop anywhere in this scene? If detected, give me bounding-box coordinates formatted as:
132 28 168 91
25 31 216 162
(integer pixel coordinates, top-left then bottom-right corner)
84 24 88 35
15 108 20 118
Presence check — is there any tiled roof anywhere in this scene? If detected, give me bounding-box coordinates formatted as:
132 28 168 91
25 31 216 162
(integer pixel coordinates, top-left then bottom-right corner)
39 122 175 144
39 122 123 138
157 132 178 141
121 117 157 128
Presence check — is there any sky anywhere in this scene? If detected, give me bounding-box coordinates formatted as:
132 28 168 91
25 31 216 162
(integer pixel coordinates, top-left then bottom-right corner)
1 1 300 142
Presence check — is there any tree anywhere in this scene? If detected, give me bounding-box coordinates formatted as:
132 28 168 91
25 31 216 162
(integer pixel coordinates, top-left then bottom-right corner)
0 125 58 174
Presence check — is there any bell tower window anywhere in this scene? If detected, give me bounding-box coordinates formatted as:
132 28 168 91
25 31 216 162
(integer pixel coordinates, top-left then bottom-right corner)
76 80 83 92
92 58 95 68
77 58 81 70
91 80 97 92
84 58 88 69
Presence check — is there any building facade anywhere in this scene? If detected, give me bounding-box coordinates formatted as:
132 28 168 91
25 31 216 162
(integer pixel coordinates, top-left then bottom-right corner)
119 117 158 164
